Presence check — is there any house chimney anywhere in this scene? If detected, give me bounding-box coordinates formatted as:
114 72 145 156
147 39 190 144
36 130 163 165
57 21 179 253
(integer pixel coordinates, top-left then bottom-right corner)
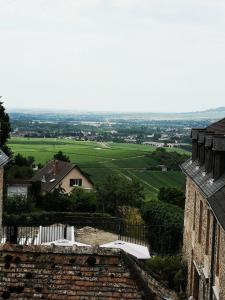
204 135 213 173
212 136 225 180
191 129 205 162
198 132 205 166
191 129 199 161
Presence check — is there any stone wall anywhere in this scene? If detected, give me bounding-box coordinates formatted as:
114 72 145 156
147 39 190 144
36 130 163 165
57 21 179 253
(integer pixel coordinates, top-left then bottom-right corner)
0 167 4 238
183 177 225 300
0 244 144 300
122 252 179 300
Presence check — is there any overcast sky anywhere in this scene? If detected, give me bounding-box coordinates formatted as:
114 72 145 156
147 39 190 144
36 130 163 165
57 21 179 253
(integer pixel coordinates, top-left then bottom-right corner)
1 0 225 113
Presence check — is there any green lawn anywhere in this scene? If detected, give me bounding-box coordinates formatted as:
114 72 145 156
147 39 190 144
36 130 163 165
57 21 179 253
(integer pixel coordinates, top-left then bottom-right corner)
8 137 187 200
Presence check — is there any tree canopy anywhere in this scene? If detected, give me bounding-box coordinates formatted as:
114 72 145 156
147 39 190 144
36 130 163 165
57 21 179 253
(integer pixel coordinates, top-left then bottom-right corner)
97 175 145 215
0 101 11 156
158 187 185 209
53 151 70 162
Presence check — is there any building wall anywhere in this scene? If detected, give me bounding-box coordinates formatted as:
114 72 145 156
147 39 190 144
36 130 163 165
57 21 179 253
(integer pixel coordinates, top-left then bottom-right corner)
183 177 225 300
7 185 29 198
55 167 93 194
0 167 4 236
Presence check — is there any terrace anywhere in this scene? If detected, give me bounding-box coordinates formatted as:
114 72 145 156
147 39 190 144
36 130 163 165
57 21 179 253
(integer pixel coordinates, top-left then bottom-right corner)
1 220 150 260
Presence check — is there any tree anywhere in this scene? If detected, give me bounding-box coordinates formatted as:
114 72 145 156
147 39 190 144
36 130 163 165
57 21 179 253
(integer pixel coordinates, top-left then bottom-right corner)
142 201 184 254
53 151 70 162
0 100 11 156
149 148 189 171
7 165 34 180
158 187 185 209
14 153 34 167
96 175 145 215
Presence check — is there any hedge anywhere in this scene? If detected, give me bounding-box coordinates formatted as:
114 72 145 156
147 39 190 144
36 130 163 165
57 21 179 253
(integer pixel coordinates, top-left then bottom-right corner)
141 201 184 254
3 211 120 226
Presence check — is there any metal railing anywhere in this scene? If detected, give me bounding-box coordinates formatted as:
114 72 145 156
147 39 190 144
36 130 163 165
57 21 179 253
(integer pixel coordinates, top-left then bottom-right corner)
0 222 183 255
0 222 149 247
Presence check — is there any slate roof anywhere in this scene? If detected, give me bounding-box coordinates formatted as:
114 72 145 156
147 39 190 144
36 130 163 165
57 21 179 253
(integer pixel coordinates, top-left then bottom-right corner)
207 117 225 133
32 160 92 193
181 117 225 231
0 149 9 167
208 187 225 231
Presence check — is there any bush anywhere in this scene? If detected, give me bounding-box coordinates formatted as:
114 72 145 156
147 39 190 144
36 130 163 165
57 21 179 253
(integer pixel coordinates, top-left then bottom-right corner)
145 255 187 292
142 201 184 254
3 211 119 226
158 187 185 209
69 189 97 213
4 196 35 214
39 188 73 212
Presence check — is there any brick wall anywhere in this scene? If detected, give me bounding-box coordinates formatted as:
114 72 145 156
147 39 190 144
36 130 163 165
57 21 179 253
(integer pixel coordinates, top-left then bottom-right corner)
0 244 144 300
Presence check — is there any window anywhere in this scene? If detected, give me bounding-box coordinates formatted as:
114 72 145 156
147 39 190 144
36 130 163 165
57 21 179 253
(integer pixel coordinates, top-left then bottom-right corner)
70 178 82 187
193 192 197 230
216 225 220 277
205 209 210 255
198 200 203 243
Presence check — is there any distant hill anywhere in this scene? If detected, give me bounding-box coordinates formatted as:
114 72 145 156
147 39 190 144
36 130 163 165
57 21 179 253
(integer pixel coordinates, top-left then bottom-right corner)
8 106 225 121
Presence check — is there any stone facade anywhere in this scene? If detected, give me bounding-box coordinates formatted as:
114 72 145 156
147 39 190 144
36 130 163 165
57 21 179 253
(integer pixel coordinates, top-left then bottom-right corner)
183 177 225 300
0 167 4 237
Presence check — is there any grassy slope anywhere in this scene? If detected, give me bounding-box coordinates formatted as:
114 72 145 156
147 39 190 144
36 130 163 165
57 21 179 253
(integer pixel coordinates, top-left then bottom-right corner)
8 138 187 200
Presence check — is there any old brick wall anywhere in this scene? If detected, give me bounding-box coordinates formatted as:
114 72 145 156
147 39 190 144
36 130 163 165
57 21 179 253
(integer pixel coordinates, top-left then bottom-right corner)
0 244 144 300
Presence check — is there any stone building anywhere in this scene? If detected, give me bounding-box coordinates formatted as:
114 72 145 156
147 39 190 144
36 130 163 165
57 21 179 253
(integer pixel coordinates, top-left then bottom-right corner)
181 118 225 300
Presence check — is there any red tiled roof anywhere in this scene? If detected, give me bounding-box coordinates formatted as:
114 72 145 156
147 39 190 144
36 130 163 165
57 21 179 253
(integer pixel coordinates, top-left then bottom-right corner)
0 244 145 300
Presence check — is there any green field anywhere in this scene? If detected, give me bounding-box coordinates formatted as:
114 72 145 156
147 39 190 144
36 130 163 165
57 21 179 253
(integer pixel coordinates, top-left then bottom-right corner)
8 138 187 200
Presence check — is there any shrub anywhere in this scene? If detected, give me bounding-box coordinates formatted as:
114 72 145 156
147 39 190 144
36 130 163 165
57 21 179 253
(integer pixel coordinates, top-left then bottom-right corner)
69 188 97 213
4 196 35 214
142 201 184 254
39 188 73 212
145 255 187 292
158 187 185 209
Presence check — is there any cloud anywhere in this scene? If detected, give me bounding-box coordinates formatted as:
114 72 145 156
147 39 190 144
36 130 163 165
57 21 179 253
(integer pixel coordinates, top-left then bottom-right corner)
1 0 225 112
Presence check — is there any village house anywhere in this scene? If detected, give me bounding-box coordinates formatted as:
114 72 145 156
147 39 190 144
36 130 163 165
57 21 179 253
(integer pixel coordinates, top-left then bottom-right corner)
181 118 225 300
32 160 93 194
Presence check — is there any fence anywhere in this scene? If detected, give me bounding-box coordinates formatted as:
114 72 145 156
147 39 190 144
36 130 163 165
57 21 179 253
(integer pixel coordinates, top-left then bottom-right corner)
0 222 183 255
0 222 149 247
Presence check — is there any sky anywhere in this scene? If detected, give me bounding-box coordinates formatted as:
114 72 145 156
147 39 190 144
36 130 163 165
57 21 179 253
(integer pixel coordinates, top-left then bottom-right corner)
1 0 225 113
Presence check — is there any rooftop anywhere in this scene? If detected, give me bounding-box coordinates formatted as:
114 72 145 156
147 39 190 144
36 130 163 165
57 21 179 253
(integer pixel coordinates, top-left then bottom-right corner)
32 160 92 193
181 117 225 231
0 244 157 300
